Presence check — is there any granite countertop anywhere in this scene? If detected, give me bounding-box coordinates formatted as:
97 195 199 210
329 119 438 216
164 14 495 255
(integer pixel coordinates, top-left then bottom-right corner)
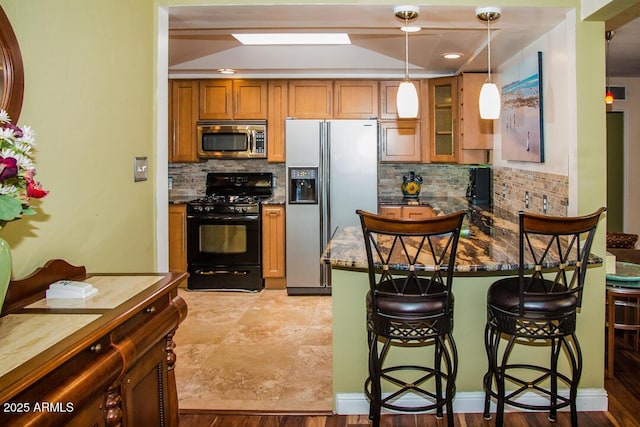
322 198 603 275
262 196 286 205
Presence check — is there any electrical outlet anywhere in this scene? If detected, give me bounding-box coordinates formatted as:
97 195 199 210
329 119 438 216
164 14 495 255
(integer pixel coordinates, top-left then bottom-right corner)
543 195 548 214
525 191 530 208
502 183 506 199
168 176 173 190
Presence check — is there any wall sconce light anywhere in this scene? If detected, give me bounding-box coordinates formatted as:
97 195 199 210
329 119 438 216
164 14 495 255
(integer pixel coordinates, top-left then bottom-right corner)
476 7 502 120
394 5 419 119
605 30 615 105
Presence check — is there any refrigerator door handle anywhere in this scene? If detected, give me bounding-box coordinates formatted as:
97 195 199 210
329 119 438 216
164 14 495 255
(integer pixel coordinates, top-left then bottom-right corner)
319 121 324 245
320 121 331 288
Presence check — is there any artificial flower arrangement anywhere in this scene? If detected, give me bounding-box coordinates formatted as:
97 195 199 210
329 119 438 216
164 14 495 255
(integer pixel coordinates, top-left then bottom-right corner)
0 110 48 226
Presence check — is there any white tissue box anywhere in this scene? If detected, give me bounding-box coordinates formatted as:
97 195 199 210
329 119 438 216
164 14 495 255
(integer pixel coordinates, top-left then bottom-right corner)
46 280 98 299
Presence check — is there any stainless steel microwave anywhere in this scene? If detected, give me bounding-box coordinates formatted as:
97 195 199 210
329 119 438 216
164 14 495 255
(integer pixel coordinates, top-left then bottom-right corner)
197 120 267 159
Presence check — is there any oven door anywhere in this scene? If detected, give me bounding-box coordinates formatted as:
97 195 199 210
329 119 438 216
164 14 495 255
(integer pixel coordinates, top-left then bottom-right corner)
186 213 263 291
187 213 260 265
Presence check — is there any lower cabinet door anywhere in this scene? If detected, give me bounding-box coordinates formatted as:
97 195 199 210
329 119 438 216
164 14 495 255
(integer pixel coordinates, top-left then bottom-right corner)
122 342 170 427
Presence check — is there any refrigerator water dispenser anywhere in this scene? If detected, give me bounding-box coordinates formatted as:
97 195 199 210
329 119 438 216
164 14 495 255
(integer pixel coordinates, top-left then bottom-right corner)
288 167 318 204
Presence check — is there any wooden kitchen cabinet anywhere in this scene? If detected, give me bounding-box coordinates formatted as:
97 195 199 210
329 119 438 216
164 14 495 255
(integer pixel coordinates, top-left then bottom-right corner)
267 80 288 162
379 205 434 220
168 204 187 287
288 80 333 118
262 204 286 289
169 79 198 163
379 120 422 163
379 80 422 119
199 79 268 120
429 76 458 163
457 73 493 164
333 80 378 118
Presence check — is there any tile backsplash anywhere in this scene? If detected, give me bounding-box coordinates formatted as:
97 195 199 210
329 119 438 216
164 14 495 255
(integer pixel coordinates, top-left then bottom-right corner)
492 166 568 216
377 163 469 198
168 160 471 201
169 160 569 216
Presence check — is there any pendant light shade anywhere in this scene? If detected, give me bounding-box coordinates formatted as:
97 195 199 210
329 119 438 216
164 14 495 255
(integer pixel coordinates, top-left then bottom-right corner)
479 82 501 119
605 90 614 105
394 6 419 119
397 80 419 118
476 7 502 120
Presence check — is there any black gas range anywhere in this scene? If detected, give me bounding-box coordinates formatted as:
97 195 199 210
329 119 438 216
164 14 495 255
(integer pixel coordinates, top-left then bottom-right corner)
186 172 273 292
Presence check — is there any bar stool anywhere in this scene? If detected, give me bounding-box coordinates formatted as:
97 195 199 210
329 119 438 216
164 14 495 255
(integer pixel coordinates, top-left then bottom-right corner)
605 261 640 378
357 209 467 427
482 207 606 427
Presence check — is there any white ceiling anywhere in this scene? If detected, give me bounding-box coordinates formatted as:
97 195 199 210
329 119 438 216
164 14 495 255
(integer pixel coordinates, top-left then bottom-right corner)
168 4 640 79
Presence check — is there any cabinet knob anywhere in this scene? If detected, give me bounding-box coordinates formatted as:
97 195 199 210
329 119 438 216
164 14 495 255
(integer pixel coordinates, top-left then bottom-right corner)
145 305 157 314
91 343 102 353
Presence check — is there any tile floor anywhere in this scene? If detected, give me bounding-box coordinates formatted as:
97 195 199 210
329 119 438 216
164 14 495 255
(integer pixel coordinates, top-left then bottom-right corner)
173 288 333 411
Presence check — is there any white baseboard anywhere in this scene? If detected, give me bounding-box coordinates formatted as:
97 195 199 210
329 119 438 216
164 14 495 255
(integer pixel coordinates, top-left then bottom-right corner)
335 389 608 415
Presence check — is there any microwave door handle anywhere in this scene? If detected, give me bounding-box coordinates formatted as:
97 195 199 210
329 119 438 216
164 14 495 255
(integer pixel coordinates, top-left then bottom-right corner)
249 131 254 153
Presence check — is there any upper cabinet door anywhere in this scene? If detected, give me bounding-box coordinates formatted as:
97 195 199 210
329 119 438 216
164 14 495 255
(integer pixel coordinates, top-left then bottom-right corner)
233 80 268 119
429 76 458 163
267 80 287 163
199 80 233 119
199 80 267 120
169 80 198 163
333 80 378 119
458 73 493 150
379 120 421 163
288 80 333 118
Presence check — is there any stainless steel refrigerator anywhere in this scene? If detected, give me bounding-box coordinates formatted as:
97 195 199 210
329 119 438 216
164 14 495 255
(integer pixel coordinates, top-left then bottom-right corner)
285 119 378 295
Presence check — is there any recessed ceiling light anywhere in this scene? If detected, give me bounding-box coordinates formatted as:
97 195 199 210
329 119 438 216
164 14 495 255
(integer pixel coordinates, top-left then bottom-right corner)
217 68 236 74
400 26 421 33
443 53 463 60
232 33 351 45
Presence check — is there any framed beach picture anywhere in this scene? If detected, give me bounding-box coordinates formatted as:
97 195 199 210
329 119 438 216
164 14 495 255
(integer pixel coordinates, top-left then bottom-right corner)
500 51 544 162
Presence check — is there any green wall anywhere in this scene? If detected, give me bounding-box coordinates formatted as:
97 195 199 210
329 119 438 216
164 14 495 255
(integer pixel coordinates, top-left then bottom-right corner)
0 0 157 277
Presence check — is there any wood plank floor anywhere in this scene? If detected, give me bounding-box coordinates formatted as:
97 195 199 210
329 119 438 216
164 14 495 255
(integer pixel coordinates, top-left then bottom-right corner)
179 335 640 427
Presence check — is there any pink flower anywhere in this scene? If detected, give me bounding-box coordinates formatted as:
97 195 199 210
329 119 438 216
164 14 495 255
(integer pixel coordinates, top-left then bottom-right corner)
0 121 23 137
26 176 48 199
0 156 18 182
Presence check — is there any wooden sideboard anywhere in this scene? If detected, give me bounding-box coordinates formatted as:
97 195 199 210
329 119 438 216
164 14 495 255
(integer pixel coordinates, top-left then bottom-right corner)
0 260 188 427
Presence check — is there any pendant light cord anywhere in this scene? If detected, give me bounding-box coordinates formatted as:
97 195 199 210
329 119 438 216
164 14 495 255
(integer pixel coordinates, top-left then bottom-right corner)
606 36 610 90
404 16 409 80
487 18 492 83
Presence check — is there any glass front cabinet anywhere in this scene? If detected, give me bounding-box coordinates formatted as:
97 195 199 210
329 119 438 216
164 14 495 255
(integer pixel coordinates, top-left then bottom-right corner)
428 76 458 163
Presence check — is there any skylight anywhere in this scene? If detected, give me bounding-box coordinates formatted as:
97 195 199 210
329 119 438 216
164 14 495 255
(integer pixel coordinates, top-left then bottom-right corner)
232 33 351 45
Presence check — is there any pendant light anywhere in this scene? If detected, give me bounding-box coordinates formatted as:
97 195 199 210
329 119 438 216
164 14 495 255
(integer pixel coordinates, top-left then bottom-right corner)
476 7 502 120
605 30 615 105
394 6 419 119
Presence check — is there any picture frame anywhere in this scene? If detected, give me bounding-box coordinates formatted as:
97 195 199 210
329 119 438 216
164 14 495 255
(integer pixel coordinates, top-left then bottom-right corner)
500 51 544 162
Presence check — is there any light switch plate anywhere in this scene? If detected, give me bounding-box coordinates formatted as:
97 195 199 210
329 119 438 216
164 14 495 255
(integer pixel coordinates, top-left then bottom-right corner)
134 157 148 182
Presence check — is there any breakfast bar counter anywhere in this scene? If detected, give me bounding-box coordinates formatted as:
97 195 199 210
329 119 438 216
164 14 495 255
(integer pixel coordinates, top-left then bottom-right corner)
323 199 608 414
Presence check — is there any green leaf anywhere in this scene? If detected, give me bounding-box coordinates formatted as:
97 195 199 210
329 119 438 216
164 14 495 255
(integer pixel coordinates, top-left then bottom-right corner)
0 194 23 221
21 206 36 216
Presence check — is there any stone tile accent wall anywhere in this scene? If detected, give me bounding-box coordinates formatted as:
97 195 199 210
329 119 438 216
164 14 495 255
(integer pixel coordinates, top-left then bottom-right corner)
169 160 286 200
492 166 568 216
377 163 469 198
169 161 471 201
169 161 568 216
